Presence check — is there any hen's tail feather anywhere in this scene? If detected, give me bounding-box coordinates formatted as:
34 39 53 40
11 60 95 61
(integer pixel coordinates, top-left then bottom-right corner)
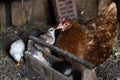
105 2 117 16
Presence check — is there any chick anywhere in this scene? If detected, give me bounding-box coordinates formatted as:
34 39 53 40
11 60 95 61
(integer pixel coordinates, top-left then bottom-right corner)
27 40 50 66
39 27 56 45
32 50 50 66
37 27 56 54
10 39 25 66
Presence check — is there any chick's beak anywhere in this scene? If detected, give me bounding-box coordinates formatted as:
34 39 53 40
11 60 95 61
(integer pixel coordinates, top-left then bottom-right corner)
15 58 22 67
16 62 20 67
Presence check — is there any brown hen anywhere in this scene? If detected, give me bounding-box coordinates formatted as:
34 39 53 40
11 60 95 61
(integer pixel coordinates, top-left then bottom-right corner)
55 3 117 67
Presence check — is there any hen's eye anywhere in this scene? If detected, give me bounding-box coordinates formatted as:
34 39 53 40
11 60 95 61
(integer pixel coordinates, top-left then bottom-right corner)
64 23 69 26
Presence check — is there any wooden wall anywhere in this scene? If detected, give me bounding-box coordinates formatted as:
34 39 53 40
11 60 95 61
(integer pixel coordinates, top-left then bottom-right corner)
11 0 49 25
0 2 6 26
0 0 114 27
0 0 49 26
75 0 98 22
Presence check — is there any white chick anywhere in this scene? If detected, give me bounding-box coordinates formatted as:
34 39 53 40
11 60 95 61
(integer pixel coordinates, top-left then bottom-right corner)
38 27 56 54
10 39 25 66
33 50 50 66
27 40 50 66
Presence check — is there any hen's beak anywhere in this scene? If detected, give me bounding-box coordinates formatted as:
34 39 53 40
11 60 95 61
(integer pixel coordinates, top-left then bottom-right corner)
56 23 66 32
56 23 63 30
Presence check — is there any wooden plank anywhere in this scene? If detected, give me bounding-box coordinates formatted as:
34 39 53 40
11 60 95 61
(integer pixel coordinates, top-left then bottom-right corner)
11 0 49 25
25 39 73 80
11 0 24 25
25 52 73 80
25 39 97 80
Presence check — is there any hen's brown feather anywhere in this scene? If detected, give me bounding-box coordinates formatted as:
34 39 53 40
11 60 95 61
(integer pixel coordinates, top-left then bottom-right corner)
55 3 117 67
84 3 117 65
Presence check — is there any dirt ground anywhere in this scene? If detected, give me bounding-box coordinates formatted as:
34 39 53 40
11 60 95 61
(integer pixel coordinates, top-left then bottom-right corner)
0 24 120 80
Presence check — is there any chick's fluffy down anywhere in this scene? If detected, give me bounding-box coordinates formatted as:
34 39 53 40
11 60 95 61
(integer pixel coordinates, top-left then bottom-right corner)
10 39 25 62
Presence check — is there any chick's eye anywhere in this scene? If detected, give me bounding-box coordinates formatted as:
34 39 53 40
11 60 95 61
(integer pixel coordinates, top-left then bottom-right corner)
50 28 54 31
50 29 52 31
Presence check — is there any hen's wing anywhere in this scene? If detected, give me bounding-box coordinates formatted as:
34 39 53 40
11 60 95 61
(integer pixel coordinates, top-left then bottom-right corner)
83 3 117 65
85 3 117 36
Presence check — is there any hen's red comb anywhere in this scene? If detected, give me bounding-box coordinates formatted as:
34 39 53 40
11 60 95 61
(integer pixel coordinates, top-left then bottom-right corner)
59 18 66 24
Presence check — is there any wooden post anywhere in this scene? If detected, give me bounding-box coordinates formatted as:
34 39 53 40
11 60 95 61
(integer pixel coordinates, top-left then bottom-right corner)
5 0 12 27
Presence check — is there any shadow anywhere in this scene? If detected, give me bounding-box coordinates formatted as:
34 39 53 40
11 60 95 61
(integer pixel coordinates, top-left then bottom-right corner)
47 0 57 26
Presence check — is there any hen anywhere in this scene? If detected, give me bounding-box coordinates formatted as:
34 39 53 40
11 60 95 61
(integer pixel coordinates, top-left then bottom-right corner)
39 27 56 45
55 3 117 67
